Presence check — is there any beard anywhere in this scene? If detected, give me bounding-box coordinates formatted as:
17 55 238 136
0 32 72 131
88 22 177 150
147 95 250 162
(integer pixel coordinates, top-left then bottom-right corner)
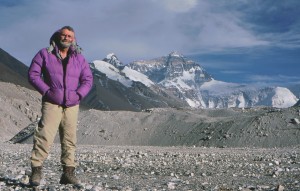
59 40 72 48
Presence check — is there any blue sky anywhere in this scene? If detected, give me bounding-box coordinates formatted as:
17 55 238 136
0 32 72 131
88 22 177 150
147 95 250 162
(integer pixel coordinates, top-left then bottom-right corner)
0 0 299 87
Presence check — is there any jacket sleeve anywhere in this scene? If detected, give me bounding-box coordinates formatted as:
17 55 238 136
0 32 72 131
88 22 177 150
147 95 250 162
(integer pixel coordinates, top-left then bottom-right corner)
28 50 50 96
76 56 93 99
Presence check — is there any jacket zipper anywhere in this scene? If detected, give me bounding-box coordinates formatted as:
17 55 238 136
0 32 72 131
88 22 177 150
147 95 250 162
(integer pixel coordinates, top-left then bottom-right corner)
61 57 67 107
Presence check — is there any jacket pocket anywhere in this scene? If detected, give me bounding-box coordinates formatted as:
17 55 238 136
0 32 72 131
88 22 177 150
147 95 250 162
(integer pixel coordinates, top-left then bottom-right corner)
44 88 64 105
67 90 80 104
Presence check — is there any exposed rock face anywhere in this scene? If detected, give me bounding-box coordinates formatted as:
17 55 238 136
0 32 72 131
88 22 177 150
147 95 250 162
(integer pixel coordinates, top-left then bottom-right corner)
102 53 124 69
128 51 212 84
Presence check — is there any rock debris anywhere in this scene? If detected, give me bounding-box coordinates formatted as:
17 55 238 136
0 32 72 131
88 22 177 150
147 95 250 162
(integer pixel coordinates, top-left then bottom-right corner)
1 144 300 190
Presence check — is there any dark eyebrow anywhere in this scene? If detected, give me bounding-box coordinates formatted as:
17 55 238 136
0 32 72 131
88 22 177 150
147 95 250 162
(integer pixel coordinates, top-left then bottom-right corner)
61 33 73 38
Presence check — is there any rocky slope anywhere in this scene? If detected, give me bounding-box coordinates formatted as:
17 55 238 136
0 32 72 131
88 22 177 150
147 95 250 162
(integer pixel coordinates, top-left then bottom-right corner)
0 48 33 90
0 82 41 142
15 106 300 149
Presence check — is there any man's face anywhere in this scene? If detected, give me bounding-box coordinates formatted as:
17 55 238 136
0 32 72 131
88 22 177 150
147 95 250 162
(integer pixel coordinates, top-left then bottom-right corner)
59 29 75 48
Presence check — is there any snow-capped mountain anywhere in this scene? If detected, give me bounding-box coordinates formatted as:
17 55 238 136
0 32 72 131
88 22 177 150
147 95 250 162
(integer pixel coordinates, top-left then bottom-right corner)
102 53 124 69
92 60 154 88
84 52 298 109
82 54 188 111
198 80 298 108
127 52 298 108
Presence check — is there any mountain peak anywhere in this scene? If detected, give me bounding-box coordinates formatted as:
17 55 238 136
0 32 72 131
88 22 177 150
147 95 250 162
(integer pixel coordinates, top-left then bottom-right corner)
103 53 123 69
106 53 117 60
168 51 184 58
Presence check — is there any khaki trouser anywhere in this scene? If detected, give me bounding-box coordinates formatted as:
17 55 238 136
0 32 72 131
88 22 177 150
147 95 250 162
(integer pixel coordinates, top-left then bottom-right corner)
31 102 79 167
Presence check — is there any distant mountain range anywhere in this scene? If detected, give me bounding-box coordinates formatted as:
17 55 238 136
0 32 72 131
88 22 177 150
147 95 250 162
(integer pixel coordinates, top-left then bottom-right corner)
0 48 298 111
89 52 298 110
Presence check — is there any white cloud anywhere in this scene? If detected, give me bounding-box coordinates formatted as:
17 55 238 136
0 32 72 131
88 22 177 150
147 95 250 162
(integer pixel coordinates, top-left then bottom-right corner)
175 4 270 54
246 74 300 85
155 0 198 13
0 0 297 67
264 26 300 49
221 70 246 75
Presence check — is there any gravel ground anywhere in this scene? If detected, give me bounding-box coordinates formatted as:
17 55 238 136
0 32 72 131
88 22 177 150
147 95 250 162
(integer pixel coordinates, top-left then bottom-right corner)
1 143 300 191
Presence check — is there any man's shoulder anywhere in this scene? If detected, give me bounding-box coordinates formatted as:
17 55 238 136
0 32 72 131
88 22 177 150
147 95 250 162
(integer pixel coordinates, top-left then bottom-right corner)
32 48 51 59
36 48 51 55
73 52 86 60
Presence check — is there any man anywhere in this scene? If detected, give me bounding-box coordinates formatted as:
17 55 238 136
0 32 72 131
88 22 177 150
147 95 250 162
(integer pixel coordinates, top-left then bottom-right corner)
28 26 93 186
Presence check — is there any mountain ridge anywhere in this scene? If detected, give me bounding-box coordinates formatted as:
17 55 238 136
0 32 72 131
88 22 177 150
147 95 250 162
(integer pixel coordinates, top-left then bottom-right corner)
0 48 33 90
123 52 298 108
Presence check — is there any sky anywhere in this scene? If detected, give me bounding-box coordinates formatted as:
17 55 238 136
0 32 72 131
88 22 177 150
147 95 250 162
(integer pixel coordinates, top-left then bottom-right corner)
0 0 299 87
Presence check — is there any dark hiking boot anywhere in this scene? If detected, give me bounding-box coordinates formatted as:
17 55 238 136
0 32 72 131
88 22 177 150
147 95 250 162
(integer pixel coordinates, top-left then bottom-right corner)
59 166 80 185
30 166 42 186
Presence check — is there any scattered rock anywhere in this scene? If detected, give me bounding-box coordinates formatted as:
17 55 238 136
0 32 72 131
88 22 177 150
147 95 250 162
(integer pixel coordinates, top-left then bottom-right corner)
291 118 300 124
277 184 284 191
0 144 300 190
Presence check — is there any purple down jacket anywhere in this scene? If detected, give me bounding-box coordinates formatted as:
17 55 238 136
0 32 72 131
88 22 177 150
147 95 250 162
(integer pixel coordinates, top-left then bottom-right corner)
28 42 93 107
